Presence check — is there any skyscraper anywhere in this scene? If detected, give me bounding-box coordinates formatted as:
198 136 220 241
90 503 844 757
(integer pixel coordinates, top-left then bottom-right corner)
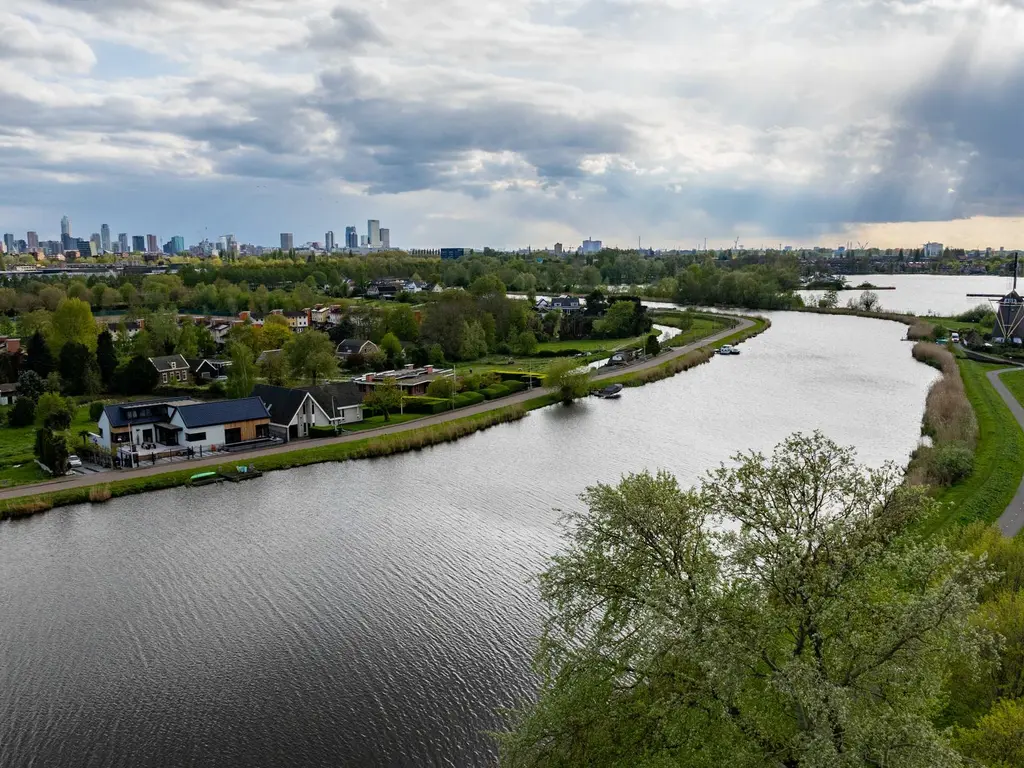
90 233 102 253
118 233 129 254
60 215 71 237
26 231 39 250
100 224 111 253
380 228 390 249
345 226 358 249
367 219 380 248
132 235 146 252
146 234 159 253
61 233 75 252
280 233 294 251
325 231 335 251
3 234 15 254
166 235 185 254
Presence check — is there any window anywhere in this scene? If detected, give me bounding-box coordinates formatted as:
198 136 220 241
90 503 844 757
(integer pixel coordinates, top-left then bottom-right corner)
162 373 168 383
170 361 176 369
99 428 104 438
186 432 207 442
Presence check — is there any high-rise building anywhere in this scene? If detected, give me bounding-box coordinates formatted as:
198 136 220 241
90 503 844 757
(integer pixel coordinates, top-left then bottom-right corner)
132 235 146 252
118 233 129 254
171 236 185 254
76 237 95 257
360 235 368 248
90 233 102 253
27 231 39 250
60 215 71 237
100 224 111 253
325 231 335 251
61 233 75 252
582 238 603 255
380 228 390 249
280 232 294 251
345 226 358 249
146 234 159 253
367 219 380 248
225 234 238 256
3 234 15 254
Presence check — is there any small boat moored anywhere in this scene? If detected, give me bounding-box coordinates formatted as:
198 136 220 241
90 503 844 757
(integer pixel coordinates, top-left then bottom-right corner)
717 345 741 356
594 383 624 399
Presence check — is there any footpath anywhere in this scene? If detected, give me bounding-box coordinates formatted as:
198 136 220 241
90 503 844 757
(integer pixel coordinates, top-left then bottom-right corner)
0 318 753 503
985 368 1024 536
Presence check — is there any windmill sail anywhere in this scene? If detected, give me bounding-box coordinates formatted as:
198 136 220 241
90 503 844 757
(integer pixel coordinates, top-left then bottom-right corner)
995 254 1024 343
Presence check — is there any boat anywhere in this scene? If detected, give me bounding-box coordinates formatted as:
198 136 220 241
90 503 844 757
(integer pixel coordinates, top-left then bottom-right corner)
594 383 624 399
189 471 224 487
717 345 741 356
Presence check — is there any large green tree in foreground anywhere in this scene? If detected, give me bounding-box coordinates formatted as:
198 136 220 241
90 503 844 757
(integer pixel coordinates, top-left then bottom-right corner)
502 433 992 768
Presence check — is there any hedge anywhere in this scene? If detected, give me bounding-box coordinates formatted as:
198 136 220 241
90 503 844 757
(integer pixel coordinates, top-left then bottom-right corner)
482 384 511 400
403 396 451 415
504 380 527 394
454 391 485 408
533 349 586 358
309 425 339 437
497 372 544 385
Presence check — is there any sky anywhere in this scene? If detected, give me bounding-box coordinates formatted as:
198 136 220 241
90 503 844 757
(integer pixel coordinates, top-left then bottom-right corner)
2 0 1023 250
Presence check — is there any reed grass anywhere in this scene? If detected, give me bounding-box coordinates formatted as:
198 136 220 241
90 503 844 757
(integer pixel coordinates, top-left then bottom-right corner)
907 320 938 341
88 486 112 503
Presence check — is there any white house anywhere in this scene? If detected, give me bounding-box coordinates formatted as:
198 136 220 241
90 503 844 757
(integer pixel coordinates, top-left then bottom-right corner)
95 397 271 455
253 383 364 441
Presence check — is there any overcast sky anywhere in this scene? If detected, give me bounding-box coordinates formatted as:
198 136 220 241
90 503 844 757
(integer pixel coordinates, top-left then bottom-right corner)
2 0 1023 249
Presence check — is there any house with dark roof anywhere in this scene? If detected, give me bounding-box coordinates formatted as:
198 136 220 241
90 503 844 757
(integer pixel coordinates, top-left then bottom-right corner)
253 382 364 440
149 354 191 384
0 382 17 406
187 358 231 381
95 396 271 453
336 338 380 359
550 296 583 313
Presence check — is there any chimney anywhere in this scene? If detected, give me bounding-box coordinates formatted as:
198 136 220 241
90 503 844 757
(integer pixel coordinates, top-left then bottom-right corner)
425 365 433 374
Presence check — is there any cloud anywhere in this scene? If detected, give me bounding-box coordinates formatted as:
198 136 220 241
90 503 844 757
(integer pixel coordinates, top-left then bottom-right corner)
3 0 1024 246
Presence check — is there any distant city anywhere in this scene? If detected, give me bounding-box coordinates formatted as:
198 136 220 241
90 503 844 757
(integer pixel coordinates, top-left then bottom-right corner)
0 217 1021 266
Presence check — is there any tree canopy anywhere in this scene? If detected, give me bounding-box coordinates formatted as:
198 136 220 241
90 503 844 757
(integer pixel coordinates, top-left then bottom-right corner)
502 433 991 768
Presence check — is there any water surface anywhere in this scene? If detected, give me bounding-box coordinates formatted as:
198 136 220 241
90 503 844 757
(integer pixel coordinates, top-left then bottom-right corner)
0 312 937 767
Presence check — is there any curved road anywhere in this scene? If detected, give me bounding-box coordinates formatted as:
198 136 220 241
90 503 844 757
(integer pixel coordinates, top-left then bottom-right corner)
0 317 756 504
986 368 1024 536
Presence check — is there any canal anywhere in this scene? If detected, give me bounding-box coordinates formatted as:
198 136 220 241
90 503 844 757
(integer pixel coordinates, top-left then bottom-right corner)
0 311 938 767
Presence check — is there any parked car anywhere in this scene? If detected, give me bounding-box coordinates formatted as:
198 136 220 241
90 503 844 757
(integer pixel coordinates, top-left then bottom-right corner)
951 332 960 344
68 455 82 469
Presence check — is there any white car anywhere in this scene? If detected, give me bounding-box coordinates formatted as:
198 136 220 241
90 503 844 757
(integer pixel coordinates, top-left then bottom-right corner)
951 332 960 344
67 455 83 469
718 345 741 356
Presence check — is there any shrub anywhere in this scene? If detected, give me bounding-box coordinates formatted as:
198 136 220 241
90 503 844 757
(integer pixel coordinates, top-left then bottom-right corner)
7 397 35 427
504 380 527 394
426 377 455 399
482 383 511 400
956 303 997 325
309 425 338 437
403 396 450 415
906 321 937 341
930 442 975 486
89 400 106 422
88 486 112 503
454 391 485 408
208 381 227 398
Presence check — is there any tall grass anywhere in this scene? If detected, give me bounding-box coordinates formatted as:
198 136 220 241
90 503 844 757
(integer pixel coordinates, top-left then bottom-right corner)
908 343 978 488
907 320 938 341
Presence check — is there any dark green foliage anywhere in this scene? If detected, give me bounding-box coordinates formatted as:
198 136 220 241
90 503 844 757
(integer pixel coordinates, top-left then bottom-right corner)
35 393 75 430
482 384 511 400
7 397 35 427
309 425 338 437
89 400 106 422
96 330 118 385
114 355 159 396
34 428 69 475
16 370 45 403
930 442 975 485
454 391 485 408
645 333 660 356
59 341 93 396
402 396 451 415
25 331 54 377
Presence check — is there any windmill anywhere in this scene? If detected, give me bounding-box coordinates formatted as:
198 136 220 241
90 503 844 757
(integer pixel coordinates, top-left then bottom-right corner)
966 253 1024 344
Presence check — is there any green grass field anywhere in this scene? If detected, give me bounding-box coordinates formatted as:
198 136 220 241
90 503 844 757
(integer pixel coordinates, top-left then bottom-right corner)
923 361 1024 534
0 405 97 489
342 413 422 432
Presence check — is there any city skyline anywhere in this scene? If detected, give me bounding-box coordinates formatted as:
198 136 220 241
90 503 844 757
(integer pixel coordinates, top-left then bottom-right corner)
2 1 1023 250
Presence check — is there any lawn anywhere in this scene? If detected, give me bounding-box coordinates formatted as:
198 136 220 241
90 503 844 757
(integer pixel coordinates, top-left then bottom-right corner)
0 404 98 489
923 360 1024 533
341 413 423 432
536 335 646 353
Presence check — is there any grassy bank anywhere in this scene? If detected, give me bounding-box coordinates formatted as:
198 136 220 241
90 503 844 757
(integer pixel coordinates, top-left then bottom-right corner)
0 404 532 521
921 360 1024 534
597 316 770 389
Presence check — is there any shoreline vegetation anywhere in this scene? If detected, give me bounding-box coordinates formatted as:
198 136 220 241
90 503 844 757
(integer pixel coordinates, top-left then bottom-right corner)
0 313 767 521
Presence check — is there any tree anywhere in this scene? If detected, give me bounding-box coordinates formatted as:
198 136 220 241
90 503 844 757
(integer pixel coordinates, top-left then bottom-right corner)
954 698 1024 768
195 324 217 357
49 298 98 352
59 341 95 396
7 397 35 427
593 300 639 338
363 378 402 421
25 330 55 377
175 319 199 359
16 369 45 403
96 330 118 386
262 314 292 351
259 350 290 386
644 332 660 356
428 343 446 366
544 358 592 405
502 433 990 768
426 376 455 399
387 304 420 341
513 331 538 356
226 343 257 399
380 332 403 365
818 289 839 309
114 355 159 396
34 427 70 476
35 392 76 430
284 330 338 385
459 319 488 360
848 290 881 312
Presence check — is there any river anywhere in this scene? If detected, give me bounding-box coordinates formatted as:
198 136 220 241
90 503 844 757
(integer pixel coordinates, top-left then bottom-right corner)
0 311 937 768
798 273 1018 316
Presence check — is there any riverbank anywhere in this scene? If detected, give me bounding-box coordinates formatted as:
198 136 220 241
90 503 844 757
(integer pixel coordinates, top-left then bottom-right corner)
0 315 760 520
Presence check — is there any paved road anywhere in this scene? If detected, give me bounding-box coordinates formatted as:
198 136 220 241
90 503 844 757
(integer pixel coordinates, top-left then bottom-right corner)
986 368 1024 536
0 317 755 503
